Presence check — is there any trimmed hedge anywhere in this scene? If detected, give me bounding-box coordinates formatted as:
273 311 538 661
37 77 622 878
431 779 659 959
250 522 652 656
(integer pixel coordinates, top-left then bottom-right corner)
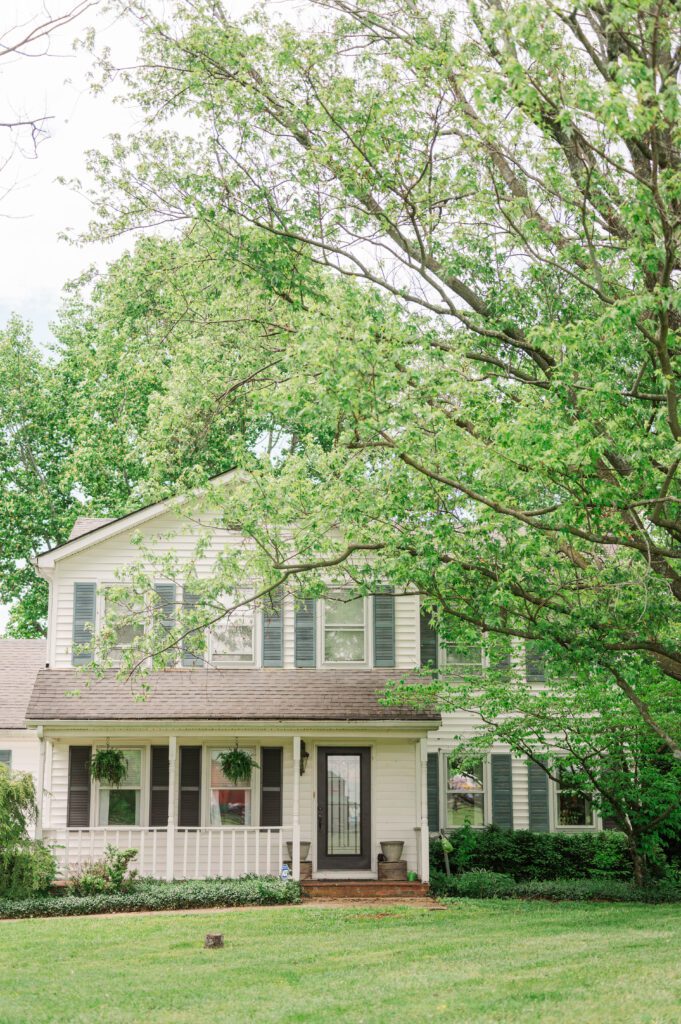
0 875 302 920
431 826 632 881
430 869 681 903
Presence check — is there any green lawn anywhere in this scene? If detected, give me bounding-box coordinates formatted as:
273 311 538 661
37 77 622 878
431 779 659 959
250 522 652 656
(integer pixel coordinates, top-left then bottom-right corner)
1 901 680 1024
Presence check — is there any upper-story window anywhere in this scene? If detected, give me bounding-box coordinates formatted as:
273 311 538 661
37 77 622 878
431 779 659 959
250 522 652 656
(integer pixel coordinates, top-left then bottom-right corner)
525 643 546 683
323 589 366 663
442 645 484 682
556 769 594 827
211 593 255 666
105 591 145 665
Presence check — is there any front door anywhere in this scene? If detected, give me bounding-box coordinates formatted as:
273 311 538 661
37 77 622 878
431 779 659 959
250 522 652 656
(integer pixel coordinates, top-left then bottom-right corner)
317 747 371 870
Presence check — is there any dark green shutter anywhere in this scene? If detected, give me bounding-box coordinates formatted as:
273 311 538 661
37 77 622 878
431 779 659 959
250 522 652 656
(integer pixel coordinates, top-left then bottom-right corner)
72 582 96 666
262 589 284 667
0 750 11 771
149 745 170 826
67 746 92 827
260 747 283 826
427 752 440 832
181 592 205 667
154 583 176 635
178 746 201 827
420 606 438 668
373 589 395 667
294 599 316 667
527 759 550 832
491 754 514 828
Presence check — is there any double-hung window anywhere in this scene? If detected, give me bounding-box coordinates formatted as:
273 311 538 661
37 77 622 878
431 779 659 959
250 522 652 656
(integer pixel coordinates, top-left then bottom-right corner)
98 748 142 826
209 749 254 826
323 590 366 663
105 591 145 665
447 758 485 827
0 751 11 772
211 592 255 666
556 769 594 827
443 645 484 682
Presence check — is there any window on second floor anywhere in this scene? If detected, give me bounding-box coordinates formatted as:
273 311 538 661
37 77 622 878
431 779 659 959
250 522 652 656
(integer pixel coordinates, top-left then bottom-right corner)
211 594 255 666
442 645 484 682
323 589 366 663
104 591 145 665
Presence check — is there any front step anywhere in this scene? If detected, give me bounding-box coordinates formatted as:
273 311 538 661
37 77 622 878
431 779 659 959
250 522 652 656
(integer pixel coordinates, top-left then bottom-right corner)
301 879 430 900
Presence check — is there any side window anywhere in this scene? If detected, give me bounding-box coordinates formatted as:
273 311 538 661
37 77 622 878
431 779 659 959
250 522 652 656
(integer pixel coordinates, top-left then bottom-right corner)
556 769 594 827
447 757 485 827
104 590 145 664
443 645 484 682
0 750 11 772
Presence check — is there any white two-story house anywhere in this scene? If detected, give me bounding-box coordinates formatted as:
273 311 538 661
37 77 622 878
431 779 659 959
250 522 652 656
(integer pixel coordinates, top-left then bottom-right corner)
1 471 601 886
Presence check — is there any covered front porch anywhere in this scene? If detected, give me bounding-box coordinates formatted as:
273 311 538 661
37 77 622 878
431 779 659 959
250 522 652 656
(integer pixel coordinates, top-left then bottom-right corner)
36 726 433 884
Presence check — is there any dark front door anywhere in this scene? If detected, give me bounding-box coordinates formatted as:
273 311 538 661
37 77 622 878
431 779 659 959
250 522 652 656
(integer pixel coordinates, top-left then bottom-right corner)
317 747 371 870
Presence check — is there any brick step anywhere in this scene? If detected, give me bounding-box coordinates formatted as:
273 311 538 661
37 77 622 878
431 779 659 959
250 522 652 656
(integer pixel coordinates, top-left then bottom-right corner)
301 880 430 900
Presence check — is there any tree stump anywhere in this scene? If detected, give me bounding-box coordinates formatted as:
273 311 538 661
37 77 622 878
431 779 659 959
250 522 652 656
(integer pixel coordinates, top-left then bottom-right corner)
204 933 224 949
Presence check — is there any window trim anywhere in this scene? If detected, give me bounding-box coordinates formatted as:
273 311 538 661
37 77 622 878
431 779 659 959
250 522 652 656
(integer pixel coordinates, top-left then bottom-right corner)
320 589 369 667
205 745 260 827
95 746 145 828
441 753 489 830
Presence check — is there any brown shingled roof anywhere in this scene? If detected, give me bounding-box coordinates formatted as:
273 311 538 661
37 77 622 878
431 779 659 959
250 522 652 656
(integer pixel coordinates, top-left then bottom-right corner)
0 640 47 729
27 668 440 724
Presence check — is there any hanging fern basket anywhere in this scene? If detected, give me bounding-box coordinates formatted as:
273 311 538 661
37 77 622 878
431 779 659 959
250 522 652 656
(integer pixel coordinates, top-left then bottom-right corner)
217 747 259 784
89 746 128 787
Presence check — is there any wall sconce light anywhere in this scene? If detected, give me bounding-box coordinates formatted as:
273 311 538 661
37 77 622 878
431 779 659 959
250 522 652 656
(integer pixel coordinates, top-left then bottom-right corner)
300 740 310 776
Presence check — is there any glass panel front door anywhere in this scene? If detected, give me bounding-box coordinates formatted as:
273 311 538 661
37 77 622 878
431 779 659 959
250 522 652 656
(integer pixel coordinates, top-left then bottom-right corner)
317 747 371 869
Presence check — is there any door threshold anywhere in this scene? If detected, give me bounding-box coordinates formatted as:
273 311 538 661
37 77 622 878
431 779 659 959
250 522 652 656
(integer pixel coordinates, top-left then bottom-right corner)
314 870 376 880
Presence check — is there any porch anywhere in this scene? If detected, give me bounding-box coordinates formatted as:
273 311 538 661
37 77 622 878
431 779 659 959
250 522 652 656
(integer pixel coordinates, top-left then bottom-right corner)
35 729 433 883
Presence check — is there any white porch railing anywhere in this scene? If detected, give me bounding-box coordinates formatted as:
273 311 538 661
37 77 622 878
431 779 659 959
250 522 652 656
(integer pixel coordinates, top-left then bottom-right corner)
43 827 293 881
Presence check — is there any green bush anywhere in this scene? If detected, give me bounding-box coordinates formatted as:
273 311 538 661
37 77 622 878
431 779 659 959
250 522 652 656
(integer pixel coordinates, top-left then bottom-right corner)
0 875 302 919
431 825 632 881
69 846 138 896
0 842 57 898
429 870 681 903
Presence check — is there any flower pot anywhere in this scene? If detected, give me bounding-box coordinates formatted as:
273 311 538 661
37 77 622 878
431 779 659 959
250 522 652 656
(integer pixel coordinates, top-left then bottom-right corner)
286 841 311 862
380 841 404 863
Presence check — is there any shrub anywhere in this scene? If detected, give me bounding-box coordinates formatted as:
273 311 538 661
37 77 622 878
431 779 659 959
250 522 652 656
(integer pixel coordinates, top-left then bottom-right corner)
0 875 302 919
429 871 681 903
69 846 138 896
0 842 57 898
430 825 632 881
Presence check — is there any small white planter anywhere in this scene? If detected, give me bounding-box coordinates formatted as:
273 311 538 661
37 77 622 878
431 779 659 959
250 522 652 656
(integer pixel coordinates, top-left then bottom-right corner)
380 841 405 863
286 841 311 862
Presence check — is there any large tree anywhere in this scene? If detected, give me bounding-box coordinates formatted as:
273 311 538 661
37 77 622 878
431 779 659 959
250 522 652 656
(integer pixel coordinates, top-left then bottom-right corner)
83 0 681 761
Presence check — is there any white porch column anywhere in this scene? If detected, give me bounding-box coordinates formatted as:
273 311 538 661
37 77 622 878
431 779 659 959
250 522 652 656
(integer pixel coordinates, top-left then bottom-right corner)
166 736 178 881
292 736 301 881
35 727 46 840
419 738 430 884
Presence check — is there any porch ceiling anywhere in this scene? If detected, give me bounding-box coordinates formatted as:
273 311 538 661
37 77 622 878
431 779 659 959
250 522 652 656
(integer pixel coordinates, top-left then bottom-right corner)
27 669 440 725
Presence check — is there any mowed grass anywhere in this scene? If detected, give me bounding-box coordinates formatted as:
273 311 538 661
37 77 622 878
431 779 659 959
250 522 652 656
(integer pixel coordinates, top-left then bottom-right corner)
1 900 680 1024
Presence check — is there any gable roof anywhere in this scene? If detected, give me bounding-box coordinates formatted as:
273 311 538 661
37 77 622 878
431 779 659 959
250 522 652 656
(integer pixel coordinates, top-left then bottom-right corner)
35 467 238 570
26 668 440 725
0 640 47 729
68 517 115 541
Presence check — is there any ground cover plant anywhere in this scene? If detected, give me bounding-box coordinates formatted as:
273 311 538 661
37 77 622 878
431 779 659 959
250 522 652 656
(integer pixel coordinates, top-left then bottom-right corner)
1 902 680 1024
0 876 301 920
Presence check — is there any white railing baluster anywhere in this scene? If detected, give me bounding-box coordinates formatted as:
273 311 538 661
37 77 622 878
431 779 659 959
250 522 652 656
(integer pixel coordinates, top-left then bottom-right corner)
231 831 236 877
266 830 271 875
219 830 225 877
207 830 213 877
194 831 200 879
183 830 188 879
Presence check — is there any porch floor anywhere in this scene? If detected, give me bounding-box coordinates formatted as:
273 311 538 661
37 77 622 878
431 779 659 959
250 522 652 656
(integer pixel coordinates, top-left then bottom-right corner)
301 879 430 899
